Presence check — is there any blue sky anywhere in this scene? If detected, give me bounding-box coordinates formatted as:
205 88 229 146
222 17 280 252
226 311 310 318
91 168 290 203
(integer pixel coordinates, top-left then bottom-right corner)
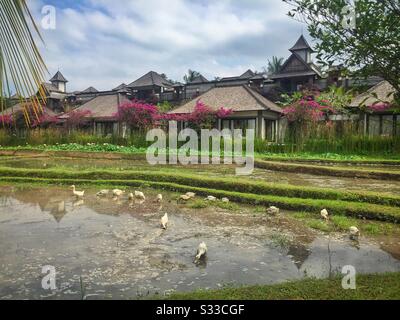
30 0 310 91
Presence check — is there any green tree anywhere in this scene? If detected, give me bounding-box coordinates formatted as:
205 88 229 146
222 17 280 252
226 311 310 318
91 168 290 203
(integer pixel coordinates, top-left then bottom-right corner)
284 0 400 98
183 69 201 84
0 0 48 125
266 56 284 74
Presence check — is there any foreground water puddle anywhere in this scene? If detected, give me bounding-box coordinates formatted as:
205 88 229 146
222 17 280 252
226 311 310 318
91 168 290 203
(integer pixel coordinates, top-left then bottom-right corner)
0 185 399 300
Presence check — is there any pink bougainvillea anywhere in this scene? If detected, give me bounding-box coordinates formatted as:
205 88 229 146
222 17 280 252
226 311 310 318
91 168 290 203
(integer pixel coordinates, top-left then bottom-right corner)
32 113 60 128
65 110 92 129
116 99 233 131
368 103 391 113
163 100 233 130
283 97 335 123
115 100 160 131
0 114 12 126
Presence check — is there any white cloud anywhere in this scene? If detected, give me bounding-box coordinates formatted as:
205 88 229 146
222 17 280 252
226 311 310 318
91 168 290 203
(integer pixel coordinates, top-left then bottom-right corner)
31 0 306 91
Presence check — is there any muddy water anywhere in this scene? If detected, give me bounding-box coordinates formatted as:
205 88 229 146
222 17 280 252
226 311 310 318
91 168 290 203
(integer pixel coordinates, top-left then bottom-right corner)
1 157 400 195
0 185 399 300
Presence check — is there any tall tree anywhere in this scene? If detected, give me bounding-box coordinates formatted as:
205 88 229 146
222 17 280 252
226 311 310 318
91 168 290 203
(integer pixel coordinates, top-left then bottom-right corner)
183 69 201 84
266 56 284 74
284 0 400 99
0 0 48 125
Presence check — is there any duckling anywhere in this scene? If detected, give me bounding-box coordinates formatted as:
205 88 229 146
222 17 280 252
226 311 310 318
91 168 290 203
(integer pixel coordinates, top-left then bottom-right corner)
221 197 230 203
205 196 217 202
135 191 146 201
128 193 134 200
156 194 163 203
112 189 125 197
96 190 109 197
70 185 84 198
321 209 329 221
194 242 208 263
160 213 169 229
349 226 361 240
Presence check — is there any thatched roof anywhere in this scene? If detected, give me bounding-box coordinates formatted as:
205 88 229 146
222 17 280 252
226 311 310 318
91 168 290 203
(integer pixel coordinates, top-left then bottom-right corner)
169 85 282 114
127 71 174 89
2 102 57 117
350 81 396 107
60 93 129 121
81 86 99 94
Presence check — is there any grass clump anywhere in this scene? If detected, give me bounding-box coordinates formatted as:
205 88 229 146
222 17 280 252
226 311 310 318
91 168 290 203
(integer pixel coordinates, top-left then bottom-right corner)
167 272 400 300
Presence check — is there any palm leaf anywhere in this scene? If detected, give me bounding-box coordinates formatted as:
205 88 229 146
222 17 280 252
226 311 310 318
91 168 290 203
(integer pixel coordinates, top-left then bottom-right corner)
0 0 48 127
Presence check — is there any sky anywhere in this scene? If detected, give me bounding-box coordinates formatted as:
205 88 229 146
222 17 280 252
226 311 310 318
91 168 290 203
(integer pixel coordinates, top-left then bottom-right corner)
30 0 310 92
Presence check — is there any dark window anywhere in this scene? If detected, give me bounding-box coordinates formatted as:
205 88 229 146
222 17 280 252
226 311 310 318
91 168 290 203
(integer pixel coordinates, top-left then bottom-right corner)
265 120 276 142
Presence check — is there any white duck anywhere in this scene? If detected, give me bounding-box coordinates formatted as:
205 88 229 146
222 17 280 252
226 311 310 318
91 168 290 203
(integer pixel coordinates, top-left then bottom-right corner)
179 194 191 202
221 197 230 203
156 194 163 203
267 206 280 216
195 242 208 263
135 191 146 201
112 189 125 197
349 226 361 240
205 196 217 202
321 209 329 221
160 213 169 229
71 185 84 198
186 192 196 199
96 190 109 197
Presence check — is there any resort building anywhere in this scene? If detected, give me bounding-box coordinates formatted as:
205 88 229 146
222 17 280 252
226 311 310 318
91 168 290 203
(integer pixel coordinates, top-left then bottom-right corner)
350 81 399 136
270 35 322 92
168 85 284 142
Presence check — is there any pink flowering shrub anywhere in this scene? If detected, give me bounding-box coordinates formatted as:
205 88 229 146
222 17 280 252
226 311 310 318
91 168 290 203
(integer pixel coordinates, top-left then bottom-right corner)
283 95 335 123
166 100 233 130
65 110 92 129
0 114 12 126
32 113 60 128
116 100 160 131
368 103 391 113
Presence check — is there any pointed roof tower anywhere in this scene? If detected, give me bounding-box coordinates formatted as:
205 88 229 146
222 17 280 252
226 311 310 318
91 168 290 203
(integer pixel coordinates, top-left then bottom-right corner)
50 71 68 83
289 35 315 53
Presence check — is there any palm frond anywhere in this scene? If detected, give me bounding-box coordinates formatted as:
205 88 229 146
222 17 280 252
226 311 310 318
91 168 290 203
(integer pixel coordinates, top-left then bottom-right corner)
0 0 48 126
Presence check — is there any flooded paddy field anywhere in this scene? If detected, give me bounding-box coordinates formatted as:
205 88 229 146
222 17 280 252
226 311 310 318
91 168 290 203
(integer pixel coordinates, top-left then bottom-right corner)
1 156 400 195
0 185 399 300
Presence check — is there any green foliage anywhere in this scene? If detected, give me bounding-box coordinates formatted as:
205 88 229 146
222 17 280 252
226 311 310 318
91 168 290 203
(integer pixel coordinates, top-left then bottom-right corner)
266 56 285 74
285 0 400 94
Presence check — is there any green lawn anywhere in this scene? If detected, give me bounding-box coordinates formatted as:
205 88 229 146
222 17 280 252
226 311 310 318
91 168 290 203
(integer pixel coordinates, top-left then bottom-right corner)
168 273 400 300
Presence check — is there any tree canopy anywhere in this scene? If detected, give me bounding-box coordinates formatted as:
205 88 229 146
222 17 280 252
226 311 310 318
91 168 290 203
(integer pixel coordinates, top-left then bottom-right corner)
284 0 400 98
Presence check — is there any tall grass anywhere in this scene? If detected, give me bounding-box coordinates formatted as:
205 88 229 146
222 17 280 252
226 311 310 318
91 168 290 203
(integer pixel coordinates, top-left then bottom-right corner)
0 124 399 156
0 129 151 148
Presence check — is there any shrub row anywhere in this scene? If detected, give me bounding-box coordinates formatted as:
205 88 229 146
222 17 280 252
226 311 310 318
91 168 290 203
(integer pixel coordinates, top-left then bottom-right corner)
255 160 400 181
